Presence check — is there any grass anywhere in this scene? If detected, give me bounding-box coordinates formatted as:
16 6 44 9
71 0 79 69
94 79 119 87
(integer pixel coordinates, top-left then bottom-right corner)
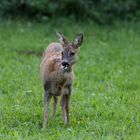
0 19 140 140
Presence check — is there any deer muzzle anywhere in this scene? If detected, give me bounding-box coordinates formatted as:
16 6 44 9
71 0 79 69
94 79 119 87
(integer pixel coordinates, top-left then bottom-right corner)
62 60 69 70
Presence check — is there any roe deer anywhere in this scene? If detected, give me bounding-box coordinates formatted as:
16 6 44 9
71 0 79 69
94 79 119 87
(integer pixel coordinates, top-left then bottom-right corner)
40 32 83 128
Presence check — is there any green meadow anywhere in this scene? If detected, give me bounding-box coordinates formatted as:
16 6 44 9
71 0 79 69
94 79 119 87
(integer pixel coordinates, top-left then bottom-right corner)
0 20 140 140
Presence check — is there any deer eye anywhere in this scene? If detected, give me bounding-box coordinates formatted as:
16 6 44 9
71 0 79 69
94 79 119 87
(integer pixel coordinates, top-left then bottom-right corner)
70 51 75 56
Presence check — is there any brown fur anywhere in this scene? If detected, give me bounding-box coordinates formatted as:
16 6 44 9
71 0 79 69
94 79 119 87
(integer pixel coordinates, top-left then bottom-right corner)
40 33 83 129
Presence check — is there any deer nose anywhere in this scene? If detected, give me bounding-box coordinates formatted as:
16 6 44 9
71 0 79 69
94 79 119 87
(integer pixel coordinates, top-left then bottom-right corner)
62 61 69 67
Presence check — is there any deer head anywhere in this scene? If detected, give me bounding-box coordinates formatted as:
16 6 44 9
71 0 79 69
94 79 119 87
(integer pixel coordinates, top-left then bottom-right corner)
56 32 83 70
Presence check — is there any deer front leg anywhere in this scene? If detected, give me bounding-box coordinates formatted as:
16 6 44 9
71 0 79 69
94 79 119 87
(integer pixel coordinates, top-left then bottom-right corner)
65 94 70 123
52 96 58 119
61 95 67 123
61 84 72 124
43 91 51 129
65 84 71 123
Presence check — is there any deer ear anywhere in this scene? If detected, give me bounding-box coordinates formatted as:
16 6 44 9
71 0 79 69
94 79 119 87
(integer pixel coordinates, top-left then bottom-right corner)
56 32 68 45
74 33 83 47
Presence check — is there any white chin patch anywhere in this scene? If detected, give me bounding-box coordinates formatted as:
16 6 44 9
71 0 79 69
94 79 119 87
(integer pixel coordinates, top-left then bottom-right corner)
64 66 68 70
60 65 68 70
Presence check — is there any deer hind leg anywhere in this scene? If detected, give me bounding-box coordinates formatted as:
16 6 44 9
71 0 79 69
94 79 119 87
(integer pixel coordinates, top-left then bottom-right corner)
52 96 58 119
43 91 51 129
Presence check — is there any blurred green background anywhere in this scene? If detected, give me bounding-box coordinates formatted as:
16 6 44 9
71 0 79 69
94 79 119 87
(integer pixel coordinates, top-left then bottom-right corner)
0 0 140 23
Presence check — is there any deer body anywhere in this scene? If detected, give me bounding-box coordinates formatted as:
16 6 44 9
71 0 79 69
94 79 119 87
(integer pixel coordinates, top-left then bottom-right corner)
40 32 83 129
41 43 73 96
